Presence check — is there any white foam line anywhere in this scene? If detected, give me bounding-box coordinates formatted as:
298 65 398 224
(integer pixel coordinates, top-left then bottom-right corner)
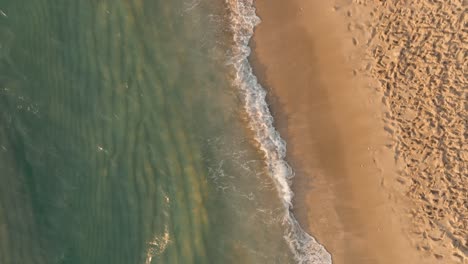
226 1 333 263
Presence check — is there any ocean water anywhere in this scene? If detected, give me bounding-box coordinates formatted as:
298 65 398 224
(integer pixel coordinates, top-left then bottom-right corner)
0 1 330 264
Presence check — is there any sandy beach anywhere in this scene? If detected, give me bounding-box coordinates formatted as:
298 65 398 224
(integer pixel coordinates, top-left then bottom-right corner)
251 0 467 263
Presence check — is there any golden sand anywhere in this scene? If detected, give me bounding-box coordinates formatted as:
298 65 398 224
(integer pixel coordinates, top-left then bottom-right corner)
251 0 467 263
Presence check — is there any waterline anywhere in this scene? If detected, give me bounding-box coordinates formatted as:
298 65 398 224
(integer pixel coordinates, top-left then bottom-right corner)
226 1 333 263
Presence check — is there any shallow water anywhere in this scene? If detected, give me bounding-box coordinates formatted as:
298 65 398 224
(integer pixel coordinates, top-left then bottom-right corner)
0 1 299 263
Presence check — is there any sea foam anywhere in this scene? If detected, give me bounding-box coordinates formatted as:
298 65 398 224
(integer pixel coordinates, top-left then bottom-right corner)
226 1 333 263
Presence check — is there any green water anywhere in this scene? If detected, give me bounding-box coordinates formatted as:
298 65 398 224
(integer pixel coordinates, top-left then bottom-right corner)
0 1 294 263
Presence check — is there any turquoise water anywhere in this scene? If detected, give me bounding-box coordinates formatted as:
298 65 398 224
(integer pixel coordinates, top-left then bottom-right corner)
0 1 331 263
0 1 291 263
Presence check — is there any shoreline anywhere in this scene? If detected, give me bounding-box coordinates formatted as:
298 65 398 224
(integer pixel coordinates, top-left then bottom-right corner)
226 2 333 262
249 0 462 263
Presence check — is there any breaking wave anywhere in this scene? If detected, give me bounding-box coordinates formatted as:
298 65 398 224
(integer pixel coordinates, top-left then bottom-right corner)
226 1 333 263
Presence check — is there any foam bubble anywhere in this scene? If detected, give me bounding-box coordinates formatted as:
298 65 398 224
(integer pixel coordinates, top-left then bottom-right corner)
225 1 333 263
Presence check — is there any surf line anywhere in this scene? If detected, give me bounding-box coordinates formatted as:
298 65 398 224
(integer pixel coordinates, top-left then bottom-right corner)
226 1 333 263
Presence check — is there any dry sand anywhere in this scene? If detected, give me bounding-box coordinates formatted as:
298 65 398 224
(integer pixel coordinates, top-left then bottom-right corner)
251 0 467 263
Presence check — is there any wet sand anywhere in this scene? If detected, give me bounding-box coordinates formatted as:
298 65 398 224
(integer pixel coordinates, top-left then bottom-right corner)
251 0 467 263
